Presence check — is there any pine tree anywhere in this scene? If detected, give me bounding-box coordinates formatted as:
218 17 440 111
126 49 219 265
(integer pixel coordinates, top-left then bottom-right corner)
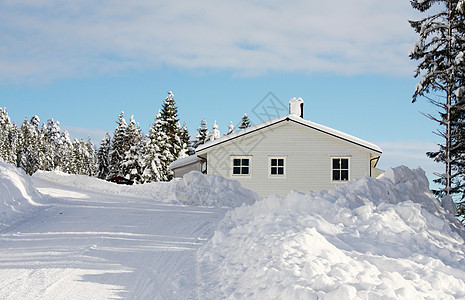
108 111 128 178
0 108 17 164
17 117 42 175
142 110 166 182
193 119 208 148
206 120 221 142
239 113 251 129
41 119 61 171
227 121 235 135
158 91 185 180
180 123 193 156
96 132 111 179
121 115 144 182
57 130 73 173
409 0 465 220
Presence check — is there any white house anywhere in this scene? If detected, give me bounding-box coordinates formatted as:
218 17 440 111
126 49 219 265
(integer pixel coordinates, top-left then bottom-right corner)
171 98 383 197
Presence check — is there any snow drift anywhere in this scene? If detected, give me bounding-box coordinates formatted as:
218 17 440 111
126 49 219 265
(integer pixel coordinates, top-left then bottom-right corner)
33 170 259 208
0 161 44 231
198 166 465 299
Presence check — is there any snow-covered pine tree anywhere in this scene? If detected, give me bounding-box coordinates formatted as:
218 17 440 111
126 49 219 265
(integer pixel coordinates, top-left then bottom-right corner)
17 116 42 175
95 132 111 179
206 120 221 141
239 113 251 129
70 138 95 176
108 111 128 178
193 119 208 149
41 119 62 171
57 130 73 173
227 121 235 135
180 123 193 156
85 138 96 177
158 91 185 180
0 108 17 164
121 115 144 183
142 110 166 182
409 0 465 220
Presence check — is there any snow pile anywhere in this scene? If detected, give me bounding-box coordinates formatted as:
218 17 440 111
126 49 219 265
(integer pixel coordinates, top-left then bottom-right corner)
33 170 177 203
175 171 260 207
199 166 465 299
0 161 44 231
33 170 259 208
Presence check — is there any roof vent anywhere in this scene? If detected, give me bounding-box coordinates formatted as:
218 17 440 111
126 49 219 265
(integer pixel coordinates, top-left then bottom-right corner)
289 97 304 118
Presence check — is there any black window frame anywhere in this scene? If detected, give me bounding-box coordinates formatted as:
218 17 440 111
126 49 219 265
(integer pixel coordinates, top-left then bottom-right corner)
332 158 349 181
231 157 251 176
269 157 286 178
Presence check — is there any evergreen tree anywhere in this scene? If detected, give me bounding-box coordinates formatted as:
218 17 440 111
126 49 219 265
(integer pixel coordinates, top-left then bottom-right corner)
41 119 61 171
227 121 235 135
206 120 221 142
142 110 166 182
96 132 111 179
409 0 465 208
158 91 185 180
17 117 41 175
239 113 251 129
193 119 208 148
180 123 193 156
121 115 144 182
84 138 96 176
108 111 128 178
0 108 17 164
57 130 73 173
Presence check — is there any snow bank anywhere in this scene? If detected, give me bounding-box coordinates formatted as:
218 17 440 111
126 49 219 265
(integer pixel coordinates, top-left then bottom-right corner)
33 170 259 208
0 161 45 231
199 166 465 299
175 171 259 207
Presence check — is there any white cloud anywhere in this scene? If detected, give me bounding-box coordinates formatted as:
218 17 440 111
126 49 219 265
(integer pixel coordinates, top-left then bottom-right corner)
0 0 419 82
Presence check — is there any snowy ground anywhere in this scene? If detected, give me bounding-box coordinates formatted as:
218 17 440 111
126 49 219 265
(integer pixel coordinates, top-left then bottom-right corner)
1 161 465 299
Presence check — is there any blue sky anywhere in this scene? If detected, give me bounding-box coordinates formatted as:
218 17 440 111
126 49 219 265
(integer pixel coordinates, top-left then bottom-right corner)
0 0 443 181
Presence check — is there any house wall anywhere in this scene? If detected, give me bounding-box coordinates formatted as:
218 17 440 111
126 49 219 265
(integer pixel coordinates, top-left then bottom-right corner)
202 121 374 197
173 161 205 178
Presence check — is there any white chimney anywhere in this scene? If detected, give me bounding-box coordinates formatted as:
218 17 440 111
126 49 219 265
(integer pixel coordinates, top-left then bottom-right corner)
289 97 304 118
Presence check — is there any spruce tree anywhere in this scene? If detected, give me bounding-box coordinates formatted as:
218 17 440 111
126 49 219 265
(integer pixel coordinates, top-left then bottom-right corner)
227 121 235 135
108 111 128 178
180 123 193 156
409 0 465 220
193 119 208 148
158 91 185 180
17 117 41 175
121 115 144 182
96 132 111 179
142 110 165 182
206 120 221 142
57 130 73 173
239 113 251 129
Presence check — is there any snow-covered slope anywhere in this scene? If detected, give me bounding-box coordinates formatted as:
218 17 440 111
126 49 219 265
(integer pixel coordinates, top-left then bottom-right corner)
0 161 45 231
33 170 259 208
198 166 465 299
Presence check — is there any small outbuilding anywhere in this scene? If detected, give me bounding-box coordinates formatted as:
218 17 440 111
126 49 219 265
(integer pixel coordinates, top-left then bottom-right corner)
171 97 383 197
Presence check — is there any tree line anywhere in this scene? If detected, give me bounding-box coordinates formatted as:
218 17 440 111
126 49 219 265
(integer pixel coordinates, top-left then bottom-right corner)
0 91 252 184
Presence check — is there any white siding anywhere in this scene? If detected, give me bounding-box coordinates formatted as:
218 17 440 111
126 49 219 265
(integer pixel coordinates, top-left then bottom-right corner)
203 121 374 197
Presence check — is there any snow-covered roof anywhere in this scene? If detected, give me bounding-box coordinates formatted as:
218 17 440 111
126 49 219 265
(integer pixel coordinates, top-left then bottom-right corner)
169 155 205 170
196 114 382 154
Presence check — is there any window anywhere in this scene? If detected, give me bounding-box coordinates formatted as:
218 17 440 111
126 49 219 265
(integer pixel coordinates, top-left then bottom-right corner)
232 157 251 176
332 158 349 181
269 157 286 177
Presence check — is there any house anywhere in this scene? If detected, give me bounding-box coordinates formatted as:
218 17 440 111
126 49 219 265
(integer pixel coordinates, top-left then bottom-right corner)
171 98 383 197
